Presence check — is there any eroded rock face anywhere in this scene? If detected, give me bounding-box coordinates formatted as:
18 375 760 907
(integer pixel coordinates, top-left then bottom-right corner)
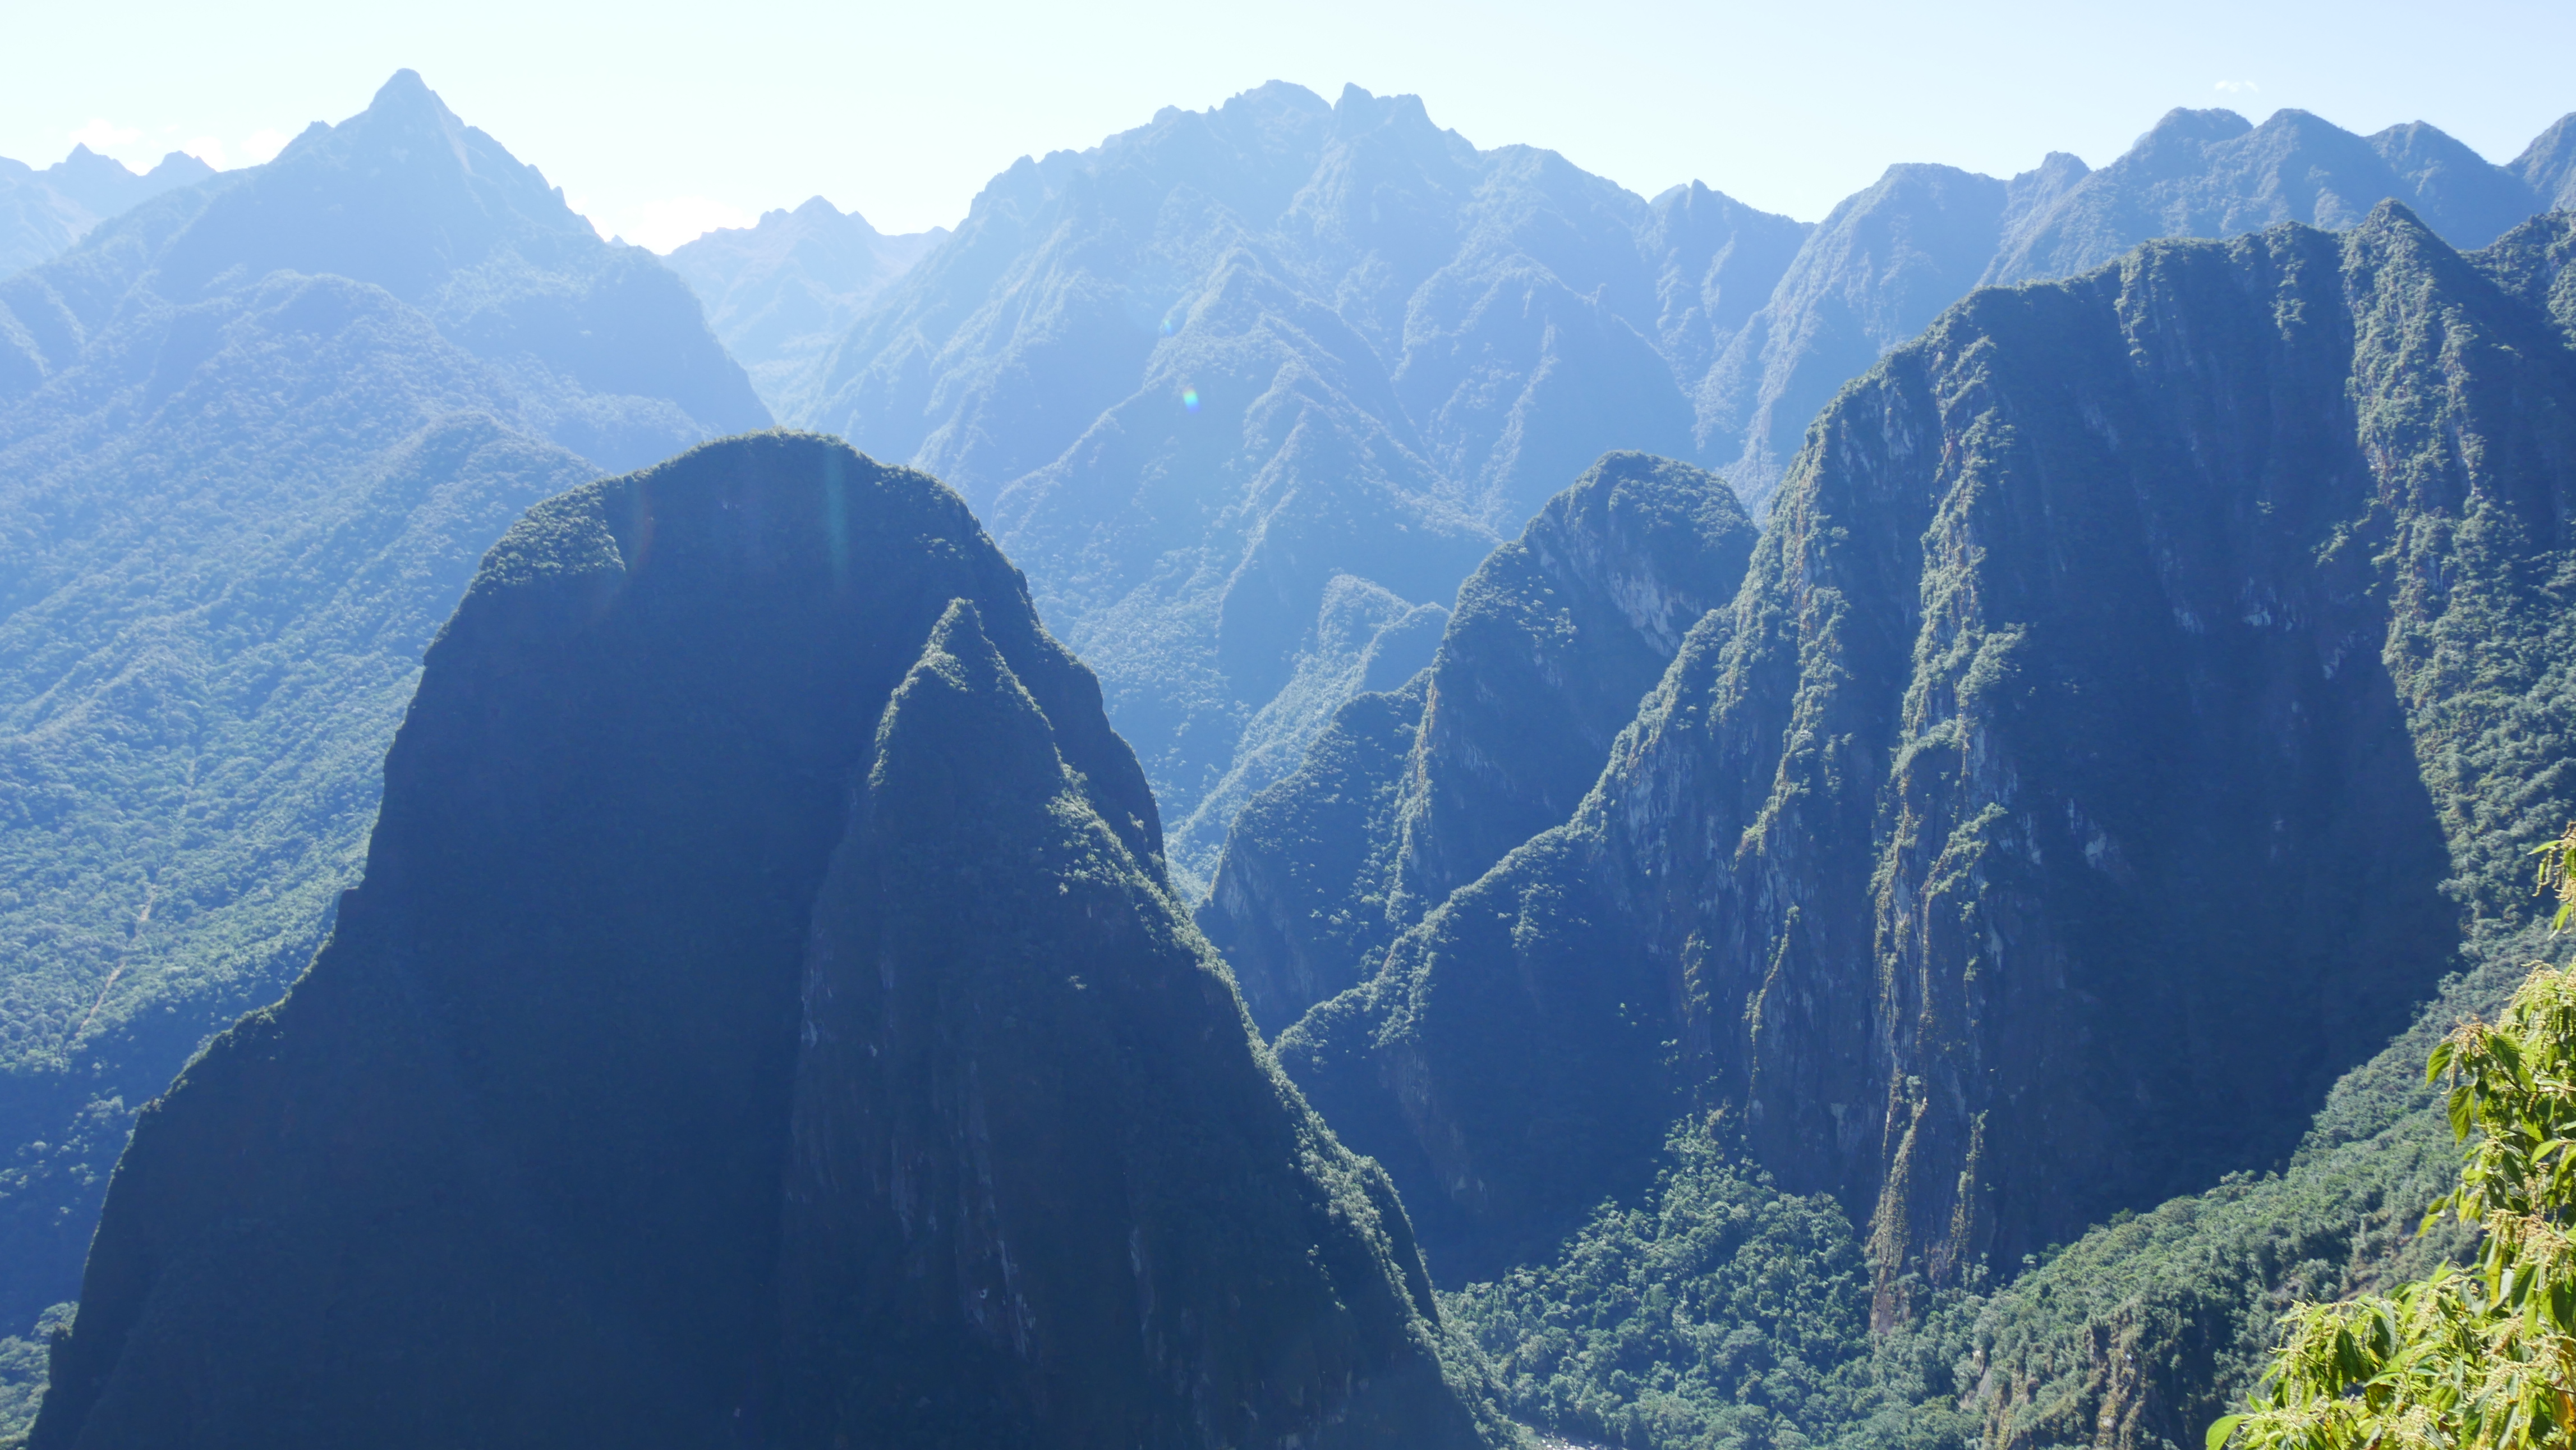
1198 452 1755 1036
778 602 1497 1449
1281 207 2576 1297
30 433 1502 1450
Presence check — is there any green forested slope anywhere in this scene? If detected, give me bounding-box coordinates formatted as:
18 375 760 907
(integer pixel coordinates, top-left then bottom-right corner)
0 71 769 1426
1275 204 2576 1448
28 434 1511 1450
1201 452 1752 1033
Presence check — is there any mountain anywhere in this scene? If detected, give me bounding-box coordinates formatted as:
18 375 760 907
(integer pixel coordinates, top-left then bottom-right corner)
0 148 213 279
0 70 769 1423
1200 451 1755 1033
786 91 2572 876
1271 201 2576 1350
2516 113 2576 210
795 82 1795 888
1699 107 2576 504
663 197 947 417
27 433 1510 1450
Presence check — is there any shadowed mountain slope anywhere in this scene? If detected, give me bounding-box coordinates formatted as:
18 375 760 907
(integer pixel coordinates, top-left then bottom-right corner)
0 71 772 1416
1199 451 1755 1033
28 434 1509 1450
664 197 947 417
1277 206 2576 1311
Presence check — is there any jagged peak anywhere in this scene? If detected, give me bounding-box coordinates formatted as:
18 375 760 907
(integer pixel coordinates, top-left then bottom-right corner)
367 67 453 123
867 599 1068 822
47 143 134 181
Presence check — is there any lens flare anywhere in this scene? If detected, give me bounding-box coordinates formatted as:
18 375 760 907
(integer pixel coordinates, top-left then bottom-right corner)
1182 388 1200 412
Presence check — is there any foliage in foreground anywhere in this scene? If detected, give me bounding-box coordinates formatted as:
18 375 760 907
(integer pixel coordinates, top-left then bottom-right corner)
2218 833 2576 1450
1448 1113 1977 1450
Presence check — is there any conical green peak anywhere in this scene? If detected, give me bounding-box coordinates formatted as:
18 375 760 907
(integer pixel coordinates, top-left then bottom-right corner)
865 597 1075 839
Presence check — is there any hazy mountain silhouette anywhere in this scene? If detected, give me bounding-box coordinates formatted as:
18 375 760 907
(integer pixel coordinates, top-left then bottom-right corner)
0 147 213 278
664 196 946 416
795 82 1792 886
786 90 2573 889
1698 106 2576 503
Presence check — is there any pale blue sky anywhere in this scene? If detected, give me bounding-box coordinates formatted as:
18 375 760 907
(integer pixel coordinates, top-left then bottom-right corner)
2 0 2569 250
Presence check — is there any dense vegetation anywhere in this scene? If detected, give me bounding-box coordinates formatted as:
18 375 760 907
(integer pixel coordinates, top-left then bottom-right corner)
2215 948 2576 1450
27 433 1506 1449
1202 451 1752 1031
1451 1113 1977 1450
0 70 767 1435
1266 206 2576 1449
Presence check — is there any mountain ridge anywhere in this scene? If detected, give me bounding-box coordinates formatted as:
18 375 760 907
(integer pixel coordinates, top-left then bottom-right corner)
28 434 1512 1450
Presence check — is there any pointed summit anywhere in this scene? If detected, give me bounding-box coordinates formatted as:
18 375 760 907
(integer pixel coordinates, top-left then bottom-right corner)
113 67 766 467
864 598 1069 815
28 433 1497 1449
776 595 1502 1449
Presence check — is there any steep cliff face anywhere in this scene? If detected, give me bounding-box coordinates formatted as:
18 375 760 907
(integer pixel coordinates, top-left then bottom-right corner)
1387 452 1756 921
28 433 1500 1449
1200 678 1429 1035
777 602 1497 1449
799 82 1799 887
1198 452 1754 1035
1279 206 2576 1298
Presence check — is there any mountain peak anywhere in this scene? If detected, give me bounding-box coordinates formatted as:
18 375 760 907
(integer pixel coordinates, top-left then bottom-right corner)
369 67 443 116
866 597 1068 818
2136 106 2254 154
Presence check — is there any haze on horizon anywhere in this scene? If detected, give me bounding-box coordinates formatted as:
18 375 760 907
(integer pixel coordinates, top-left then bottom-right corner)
3 0 2572 250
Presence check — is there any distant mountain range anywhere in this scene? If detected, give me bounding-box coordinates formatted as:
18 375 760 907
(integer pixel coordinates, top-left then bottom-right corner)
3 68 2575 1447
663 198 946 417
736 86 2576 899
0 70 766 1410
0 147 213 278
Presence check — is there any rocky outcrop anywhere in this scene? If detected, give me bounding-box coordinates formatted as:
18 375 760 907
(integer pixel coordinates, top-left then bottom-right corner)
1386 452 1756 921
1279 206 2576 1300
777 600 1497 1448
1198 452 1755 1035
28 433 1503 1449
